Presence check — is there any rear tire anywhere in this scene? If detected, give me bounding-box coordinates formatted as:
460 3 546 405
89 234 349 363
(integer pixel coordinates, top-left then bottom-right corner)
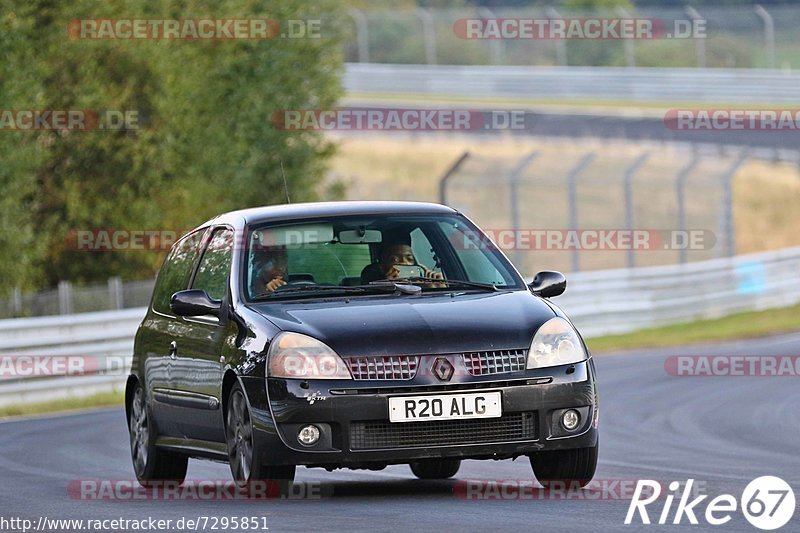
128 384 188 487
410 458 461 479
529 443 598 488
225 383 296 496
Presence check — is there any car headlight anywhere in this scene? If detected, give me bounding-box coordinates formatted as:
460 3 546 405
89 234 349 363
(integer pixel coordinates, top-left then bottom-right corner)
527 317 588 369
267 332 352 379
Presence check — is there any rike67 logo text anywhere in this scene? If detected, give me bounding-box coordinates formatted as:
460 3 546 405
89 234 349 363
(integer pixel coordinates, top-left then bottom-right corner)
625 477 795 530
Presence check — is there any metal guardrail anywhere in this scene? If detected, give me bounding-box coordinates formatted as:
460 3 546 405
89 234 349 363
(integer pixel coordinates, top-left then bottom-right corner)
344 63 800 103
553 245 800 338
0 309 143 407
2 244 799 406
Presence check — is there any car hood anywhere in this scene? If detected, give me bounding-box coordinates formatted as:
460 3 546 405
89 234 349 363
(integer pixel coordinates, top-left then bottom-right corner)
246 290 556 356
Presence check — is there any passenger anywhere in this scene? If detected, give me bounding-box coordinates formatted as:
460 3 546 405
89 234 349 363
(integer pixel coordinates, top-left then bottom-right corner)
252 245 289 294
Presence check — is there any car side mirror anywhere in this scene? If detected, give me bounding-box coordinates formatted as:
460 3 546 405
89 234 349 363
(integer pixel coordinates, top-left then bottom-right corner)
529 271 566 298
170 289 222 317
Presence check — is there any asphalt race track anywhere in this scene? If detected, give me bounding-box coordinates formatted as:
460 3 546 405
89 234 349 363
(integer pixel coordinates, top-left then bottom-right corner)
2 332 798 532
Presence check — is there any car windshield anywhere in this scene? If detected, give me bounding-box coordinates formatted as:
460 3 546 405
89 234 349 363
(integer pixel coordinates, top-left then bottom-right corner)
243 214 525 300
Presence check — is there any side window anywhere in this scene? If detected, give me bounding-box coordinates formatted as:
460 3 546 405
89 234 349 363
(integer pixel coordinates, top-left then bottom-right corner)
192 228 234 300
152 229 207 314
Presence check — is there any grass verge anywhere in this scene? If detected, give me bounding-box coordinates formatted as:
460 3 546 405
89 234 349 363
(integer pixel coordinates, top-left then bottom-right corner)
0 390 123 419
586 303 800 353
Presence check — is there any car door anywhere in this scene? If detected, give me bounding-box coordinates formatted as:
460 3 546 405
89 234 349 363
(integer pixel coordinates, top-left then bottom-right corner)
142 228 208 437
169 226 235 443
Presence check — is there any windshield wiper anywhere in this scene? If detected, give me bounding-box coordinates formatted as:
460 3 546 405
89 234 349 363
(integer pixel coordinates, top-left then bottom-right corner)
371 277 499 292
253 283 419 299
254 284 367 299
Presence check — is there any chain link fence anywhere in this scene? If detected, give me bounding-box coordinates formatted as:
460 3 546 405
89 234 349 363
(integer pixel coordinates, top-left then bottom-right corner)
0 278 155 319
342 5 800 69
441 142 747 276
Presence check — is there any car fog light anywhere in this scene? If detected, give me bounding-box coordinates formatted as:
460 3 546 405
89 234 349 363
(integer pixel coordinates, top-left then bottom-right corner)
561 409 580 431
298 425 320 446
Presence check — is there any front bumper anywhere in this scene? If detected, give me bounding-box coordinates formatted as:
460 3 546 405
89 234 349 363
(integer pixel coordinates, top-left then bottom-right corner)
241 359 598 468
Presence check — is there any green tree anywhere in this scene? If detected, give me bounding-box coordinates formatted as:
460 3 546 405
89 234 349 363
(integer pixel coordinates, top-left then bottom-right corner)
0 0 344 293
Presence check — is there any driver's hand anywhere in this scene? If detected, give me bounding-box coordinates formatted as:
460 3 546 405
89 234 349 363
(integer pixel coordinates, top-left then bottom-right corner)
422 267 446 288
265 276 287 292
385 266 400 279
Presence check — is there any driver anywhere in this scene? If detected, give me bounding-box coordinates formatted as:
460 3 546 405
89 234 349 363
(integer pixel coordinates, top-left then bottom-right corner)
361 232 444 286
252 245 288 294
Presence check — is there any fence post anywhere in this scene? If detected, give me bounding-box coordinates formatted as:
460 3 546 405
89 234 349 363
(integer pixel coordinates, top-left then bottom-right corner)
438 151 471 205
623 152 651 268
108 276 123 310
477 7 503 64
347 8 370 63
58 280 73 315
507 151 539 268
754 5 776 69
566 152 596 273
546 7 567 66
414 8 437 65
674 155 700 264
12 287 22 317
616 7 636 67
719 153 748 257
685 6 707 68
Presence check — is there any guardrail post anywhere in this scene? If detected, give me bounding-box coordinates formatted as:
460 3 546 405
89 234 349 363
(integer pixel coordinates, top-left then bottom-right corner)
108 276 123 310
674 154 700 264
58 280 73 315
685 6 706 68
566 152 596 273
616 7 636 67
477 7 504 64
438 151 471 205
347 8 370 63
414 8 437 65
719 153 748 257
546 7 568 66
623 152 651 268
754 5 776 69
508 151 539 268
12 287 22 317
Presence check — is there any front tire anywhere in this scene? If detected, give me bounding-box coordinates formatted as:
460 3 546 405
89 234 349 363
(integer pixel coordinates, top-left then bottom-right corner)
529 443 598 488
128 384 188 487
410 458 461 479
225 383 295 496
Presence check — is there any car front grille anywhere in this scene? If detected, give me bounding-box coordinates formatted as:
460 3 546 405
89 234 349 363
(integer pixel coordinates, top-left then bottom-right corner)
349 412 537 450
345 355 420 380
462 349 527 376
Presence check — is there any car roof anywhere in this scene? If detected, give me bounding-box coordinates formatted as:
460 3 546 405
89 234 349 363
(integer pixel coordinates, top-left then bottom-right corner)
200 201 459 228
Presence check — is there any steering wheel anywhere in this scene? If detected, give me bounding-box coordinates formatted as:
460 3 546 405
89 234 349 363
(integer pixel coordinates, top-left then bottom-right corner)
275 279 317 289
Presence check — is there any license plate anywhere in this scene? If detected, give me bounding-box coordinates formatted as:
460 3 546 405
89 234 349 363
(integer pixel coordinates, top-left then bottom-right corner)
388 392 502 423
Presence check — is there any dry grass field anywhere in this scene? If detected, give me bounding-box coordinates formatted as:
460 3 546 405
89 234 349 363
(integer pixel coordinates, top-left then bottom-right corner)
327 134 800 272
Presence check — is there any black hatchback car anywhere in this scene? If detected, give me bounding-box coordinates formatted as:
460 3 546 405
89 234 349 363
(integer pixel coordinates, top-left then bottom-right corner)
127 201 598 491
